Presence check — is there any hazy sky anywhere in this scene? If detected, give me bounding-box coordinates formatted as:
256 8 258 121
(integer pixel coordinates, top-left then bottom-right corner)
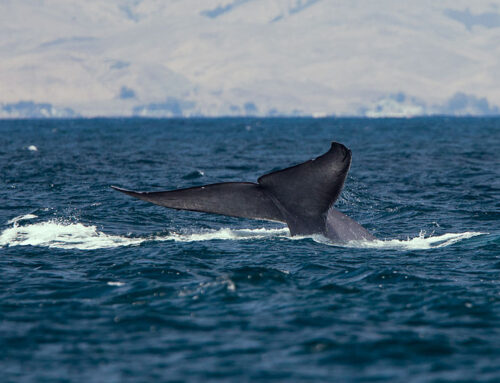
1 0 500 117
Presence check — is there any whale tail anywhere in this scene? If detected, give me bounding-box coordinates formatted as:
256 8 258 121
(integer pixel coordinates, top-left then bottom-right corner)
112 142 352 236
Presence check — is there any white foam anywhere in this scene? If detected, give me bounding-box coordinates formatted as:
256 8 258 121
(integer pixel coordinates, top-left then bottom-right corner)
28 145 38 151
329 231 487 250
6 214 38 225
107 281 125 286
0 217 486 251
0 218 289 250
166 227 289 242
0 220 145 250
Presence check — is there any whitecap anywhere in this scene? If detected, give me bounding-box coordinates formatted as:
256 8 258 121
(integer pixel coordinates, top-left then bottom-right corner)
28 145 38 151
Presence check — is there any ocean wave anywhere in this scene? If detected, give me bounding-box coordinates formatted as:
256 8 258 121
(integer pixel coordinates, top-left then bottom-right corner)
0 215 486 251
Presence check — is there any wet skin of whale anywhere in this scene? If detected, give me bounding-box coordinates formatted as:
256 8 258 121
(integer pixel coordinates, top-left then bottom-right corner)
112 142 375 243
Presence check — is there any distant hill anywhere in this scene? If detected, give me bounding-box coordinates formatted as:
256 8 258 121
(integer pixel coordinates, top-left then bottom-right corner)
1 1 499 117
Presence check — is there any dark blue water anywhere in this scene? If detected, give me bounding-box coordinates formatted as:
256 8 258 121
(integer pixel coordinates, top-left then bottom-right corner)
1 118 499 382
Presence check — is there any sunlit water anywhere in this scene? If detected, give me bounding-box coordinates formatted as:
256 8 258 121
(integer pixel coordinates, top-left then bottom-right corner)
1 118 499 382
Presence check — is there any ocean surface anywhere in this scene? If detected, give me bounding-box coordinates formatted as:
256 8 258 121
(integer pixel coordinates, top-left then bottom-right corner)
1 117 499 382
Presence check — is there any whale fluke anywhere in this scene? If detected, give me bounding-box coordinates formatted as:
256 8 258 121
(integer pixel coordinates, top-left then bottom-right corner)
112 142 374 242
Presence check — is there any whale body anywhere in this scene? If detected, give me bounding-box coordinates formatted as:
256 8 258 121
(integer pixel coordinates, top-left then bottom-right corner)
112 142 375 243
